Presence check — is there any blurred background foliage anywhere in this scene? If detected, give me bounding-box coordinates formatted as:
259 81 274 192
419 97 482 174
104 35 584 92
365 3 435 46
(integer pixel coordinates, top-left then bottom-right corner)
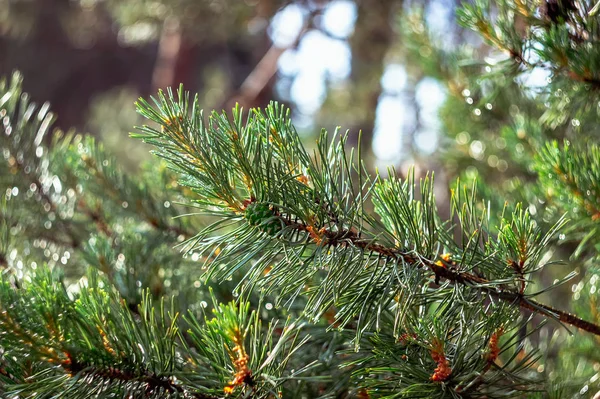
0 0 464 175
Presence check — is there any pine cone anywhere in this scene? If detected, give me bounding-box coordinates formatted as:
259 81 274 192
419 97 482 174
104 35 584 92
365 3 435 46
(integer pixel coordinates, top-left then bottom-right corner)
244 202 281 236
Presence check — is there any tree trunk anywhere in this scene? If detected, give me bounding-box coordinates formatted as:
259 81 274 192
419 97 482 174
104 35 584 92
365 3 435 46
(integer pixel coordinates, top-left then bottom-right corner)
345 0 399 162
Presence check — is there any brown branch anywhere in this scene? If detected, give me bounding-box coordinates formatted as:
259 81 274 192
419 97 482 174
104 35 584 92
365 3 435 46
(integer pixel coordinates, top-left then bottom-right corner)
63 355 217 399
220 9 322 109
281 218 600 337
146 214 190 238
565 69 600 89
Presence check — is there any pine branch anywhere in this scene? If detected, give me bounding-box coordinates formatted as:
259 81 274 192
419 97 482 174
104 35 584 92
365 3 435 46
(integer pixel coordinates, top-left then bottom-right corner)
1 73 205 308
0 270 307 398
459 0 600 89
57 355 217 399
275 207 600 336
133 90 600 340
537 140 600 221
344 304 542 397
1 72 196 251
2 130 83 249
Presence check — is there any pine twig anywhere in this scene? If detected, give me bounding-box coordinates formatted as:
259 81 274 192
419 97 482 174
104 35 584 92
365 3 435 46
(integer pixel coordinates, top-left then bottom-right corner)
62 355 217 399
284 218 600 337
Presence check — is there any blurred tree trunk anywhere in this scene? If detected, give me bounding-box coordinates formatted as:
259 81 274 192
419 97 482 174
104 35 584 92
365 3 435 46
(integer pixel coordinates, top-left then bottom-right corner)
32 0 71 46
152 0 280 110
345 0 399 162
0 0 156 132
221 0 281 110
152 17 183 91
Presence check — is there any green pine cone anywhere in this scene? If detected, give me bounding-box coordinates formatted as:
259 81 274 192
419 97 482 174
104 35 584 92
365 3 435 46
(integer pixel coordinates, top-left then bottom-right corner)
244 202 282 236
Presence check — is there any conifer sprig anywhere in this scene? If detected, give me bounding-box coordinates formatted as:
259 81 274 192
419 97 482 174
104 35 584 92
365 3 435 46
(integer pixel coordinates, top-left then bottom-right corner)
3 0 600 395
457 0 600 127
0 72 206 308
535 140 600 258
343 305 541 398
134 87 600 338
0 73 196 252
0 270 306 398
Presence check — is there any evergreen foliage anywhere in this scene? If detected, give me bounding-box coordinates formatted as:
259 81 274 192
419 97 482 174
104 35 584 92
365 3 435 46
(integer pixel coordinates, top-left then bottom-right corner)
2 1 600 398
400 0 600 396
0 268 304 398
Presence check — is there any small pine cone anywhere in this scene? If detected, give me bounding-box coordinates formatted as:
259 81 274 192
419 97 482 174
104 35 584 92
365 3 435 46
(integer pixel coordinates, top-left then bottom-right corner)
244 202 282 236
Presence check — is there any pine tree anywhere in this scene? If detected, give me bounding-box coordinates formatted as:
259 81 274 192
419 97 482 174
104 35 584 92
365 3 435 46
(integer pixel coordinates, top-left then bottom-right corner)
2 1 600 398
